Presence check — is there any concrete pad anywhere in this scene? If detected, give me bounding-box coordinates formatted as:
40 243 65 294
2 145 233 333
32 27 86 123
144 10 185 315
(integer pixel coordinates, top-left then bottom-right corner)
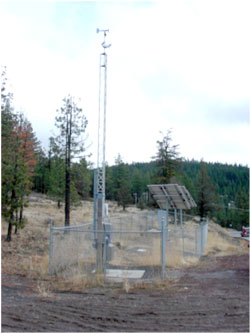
147 228 160 233
106 269 145 279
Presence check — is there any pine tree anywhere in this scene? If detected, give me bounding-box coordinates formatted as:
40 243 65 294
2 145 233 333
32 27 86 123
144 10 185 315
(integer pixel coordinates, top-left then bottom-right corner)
54 95 88 226
152 130 181 184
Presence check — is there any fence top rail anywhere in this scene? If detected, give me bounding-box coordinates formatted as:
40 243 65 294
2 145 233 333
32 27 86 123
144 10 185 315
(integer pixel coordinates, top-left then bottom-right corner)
52 222 92 230
52 228 163 234
51 214 208 231
51 225 206 234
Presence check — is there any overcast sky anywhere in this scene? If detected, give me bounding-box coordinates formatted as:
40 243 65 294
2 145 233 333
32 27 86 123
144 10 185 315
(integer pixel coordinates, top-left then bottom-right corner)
1 0 249 167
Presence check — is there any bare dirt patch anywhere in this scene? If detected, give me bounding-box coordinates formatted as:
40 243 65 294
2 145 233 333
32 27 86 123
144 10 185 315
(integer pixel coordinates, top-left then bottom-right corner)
2 254 249 332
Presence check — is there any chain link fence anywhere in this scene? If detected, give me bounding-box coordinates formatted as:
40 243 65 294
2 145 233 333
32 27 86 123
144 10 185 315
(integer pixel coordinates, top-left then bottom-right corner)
49 210 208 281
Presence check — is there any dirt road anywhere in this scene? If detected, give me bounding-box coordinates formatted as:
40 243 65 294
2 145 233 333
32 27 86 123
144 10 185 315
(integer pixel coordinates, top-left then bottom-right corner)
2 253 249 332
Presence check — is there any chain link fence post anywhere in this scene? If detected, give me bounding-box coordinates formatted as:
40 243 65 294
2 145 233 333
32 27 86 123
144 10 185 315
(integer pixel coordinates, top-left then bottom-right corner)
180 210 185 258
49 219 54 275
200 218 207 255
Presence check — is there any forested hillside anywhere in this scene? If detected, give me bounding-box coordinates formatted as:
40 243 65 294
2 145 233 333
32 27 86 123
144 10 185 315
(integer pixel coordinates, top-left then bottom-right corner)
109 160 248 202
103 159 249 229
32 157 248 210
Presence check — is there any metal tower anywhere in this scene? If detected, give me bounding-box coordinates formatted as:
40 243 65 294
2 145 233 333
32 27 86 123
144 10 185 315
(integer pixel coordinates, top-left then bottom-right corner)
94 28 111 273
96 28 111 211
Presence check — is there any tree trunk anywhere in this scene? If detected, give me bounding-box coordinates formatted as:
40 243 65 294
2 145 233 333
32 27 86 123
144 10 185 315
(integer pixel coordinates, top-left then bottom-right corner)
200 201 205 221
7 187 16 241
6 221 13 242
19 204 23 226
15 208 18 234
65 167 70 226
7 208 14 241
64 106 72 227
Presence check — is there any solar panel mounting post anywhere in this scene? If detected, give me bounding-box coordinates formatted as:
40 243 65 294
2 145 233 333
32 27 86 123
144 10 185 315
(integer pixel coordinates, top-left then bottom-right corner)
180 208 183 228
161 198 168 280
174 208 177 230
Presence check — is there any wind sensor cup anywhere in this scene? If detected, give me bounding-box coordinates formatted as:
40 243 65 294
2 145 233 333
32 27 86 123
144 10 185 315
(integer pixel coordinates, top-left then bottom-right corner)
97 28 111 49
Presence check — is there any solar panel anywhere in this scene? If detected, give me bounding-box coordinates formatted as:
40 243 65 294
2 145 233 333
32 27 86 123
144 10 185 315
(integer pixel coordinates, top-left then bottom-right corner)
147 184 196 210
180 185 197 208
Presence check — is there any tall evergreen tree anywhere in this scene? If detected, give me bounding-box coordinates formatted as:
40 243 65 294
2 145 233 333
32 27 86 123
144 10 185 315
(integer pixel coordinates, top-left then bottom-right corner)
54 95 88 226
152 130 181 184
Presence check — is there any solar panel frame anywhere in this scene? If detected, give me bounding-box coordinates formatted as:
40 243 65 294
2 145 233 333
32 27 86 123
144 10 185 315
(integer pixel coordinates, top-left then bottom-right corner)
148 184 196 210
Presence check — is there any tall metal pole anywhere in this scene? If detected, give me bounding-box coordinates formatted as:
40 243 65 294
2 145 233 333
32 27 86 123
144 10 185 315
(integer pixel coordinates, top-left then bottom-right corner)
95 29 111 274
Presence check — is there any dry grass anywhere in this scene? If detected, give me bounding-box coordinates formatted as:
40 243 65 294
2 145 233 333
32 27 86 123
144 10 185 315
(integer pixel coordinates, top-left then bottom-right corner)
2 192 248 289
37 280 53 297
122 279 130 293
51 273 105 292
204 222 247 256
